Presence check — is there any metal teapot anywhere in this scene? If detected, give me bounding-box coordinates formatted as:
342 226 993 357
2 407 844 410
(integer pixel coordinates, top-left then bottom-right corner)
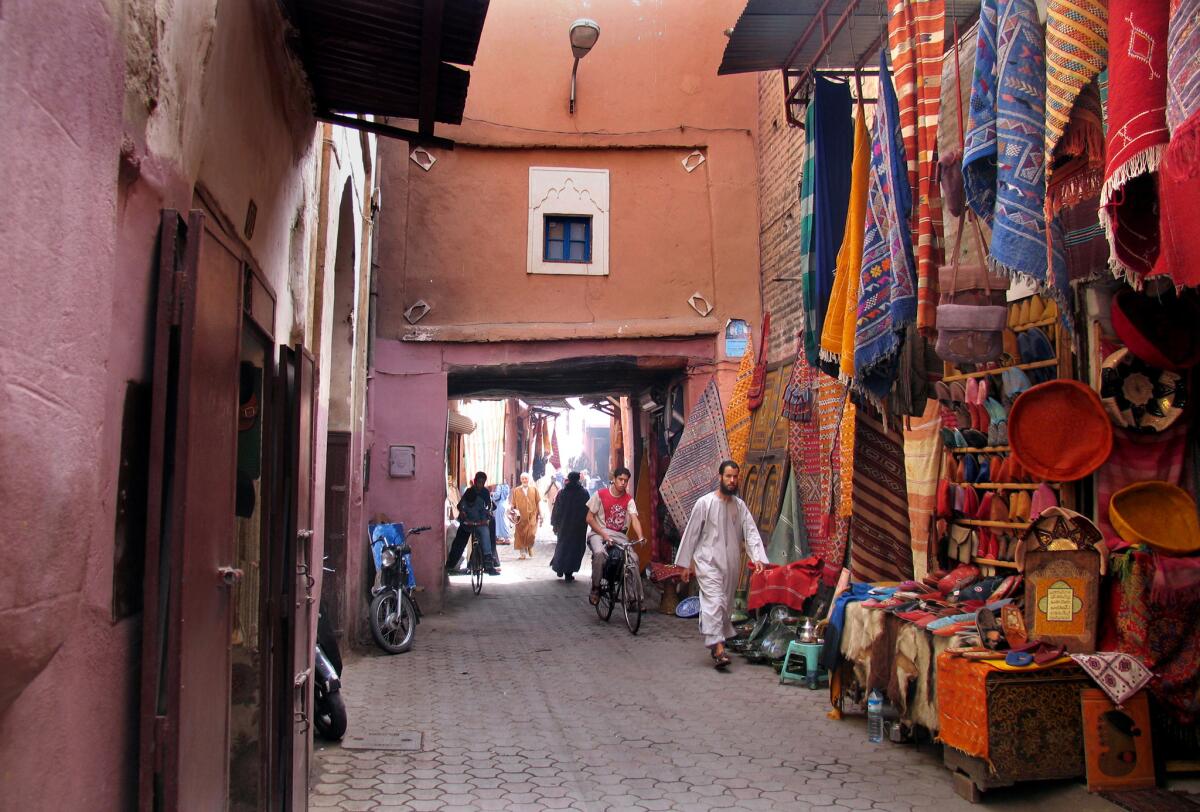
797 616 821 644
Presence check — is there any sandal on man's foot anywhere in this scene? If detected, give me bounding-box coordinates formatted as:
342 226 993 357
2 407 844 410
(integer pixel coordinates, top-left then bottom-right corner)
712 652 732 669
589 589 600 606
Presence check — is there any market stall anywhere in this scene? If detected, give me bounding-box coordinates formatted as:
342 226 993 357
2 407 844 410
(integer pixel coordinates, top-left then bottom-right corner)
703 0 1200 803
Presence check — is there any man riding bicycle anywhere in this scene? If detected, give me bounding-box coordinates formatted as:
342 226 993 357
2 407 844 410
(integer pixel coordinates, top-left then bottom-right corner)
586 466 645 609
445 471 500 576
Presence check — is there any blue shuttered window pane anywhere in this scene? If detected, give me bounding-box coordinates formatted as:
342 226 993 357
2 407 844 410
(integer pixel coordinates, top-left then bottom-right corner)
544 215 592 263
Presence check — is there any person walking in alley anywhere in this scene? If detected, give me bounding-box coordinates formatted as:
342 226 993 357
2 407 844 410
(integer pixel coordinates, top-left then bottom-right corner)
510 472 541 560
586 466 646 608
445 471 500 575
675 460 768 669
550 471 590 581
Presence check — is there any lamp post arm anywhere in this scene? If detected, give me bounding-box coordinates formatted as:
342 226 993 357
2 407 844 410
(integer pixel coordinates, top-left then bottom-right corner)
570 57 580 114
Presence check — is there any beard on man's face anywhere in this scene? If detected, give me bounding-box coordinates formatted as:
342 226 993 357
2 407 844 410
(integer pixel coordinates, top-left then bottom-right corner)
719 480 738 496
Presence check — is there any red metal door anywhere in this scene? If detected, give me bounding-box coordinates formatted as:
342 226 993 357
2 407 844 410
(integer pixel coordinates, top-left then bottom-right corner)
140 210 242 810
278 344 318 810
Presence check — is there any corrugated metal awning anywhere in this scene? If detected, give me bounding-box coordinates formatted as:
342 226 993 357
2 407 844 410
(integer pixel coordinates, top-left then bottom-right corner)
718 0 978 124
281 0 490 146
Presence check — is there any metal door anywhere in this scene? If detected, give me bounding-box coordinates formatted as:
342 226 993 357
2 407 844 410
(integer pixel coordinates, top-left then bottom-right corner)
140 210 242 810
278 344 317 810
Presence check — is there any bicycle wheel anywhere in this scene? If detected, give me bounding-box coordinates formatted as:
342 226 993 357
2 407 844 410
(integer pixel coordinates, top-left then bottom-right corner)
469 542 483 595
595 579 615 621
622 562 642 635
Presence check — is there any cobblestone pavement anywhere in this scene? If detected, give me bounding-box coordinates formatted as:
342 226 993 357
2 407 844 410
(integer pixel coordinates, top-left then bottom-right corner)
311 535 1117 811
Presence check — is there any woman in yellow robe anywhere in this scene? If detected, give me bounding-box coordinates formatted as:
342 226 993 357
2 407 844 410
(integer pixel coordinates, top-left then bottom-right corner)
509 472 541 559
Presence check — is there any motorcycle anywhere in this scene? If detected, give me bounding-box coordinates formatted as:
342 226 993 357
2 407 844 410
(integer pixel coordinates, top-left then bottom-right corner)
368 523 429 654
313 587 346 740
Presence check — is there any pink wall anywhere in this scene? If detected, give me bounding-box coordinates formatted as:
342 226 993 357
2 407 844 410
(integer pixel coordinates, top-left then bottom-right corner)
0 2 140 808
0 0 364 806
368 334 716 610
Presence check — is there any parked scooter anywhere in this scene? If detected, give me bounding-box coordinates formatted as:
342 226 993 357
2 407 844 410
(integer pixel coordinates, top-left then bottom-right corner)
368 523 429 654
313 587 346 740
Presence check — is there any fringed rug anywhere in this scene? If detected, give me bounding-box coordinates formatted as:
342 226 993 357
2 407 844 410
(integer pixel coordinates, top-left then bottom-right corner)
888 0 945 330
990 0 1053 286
1045 0 1109 208
660 380 731 530
850 409 914 583
1100 0 1171 282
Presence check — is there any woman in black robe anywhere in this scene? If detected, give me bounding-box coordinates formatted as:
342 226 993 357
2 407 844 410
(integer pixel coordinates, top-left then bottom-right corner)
550 471 591 580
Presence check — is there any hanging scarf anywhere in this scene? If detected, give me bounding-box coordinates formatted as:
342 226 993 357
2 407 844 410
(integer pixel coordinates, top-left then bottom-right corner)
747 312 771 410
803 77 855 367
799 100 820 366
1045 0 1109 214
939 21 980 264
1166 0 1200 173
1150 0 1200 287
963 0 1000 221
725 345 755 468
819 103 870 381
1100 0 1171 283
854 49 915 409
888 0 946 331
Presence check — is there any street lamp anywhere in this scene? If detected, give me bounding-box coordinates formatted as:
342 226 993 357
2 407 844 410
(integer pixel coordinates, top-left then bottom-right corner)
568 18 600 114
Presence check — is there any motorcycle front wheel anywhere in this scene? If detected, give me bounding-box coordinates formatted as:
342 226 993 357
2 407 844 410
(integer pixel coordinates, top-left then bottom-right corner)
313 688 347 741
369 590 416 654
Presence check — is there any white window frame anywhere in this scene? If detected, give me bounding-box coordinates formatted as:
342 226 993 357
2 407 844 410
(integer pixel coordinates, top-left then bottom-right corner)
527 167 609 276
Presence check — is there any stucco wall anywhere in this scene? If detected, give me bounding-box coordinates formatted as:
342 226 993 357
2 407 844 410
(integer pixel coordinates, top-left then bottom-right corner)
375 0 761 363
0 0 375 806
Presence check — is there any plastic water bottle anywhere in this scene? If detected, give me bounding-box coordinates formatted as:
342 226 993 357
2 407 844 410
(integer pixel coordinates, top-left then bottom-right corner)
867 691 884 743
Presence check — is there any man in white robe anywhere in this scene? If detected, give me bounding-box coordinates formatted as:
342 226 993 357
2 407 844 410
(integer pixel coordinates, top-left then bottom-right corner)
675 460 767 668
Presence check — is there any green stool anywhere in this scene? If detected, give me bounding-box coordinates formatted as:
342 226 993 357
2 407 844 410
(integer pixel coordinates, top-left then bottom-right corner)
779 641 809 685
779 641 827 688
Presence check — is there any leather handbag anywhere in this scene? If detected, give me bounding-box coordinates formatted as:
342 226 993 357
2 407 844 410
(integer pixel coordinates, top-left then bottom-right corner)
935 21 1008 366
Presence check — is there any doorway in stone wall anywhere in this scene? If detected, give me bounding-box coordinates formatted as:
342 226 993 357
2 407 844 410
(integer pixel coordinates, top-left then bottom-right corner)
443 356 694 584
321 180 358 642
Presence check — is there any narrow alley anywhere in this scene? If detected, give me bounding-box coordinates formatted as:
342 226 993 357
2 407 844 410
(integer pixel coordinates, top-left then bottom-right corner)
310 536 1113 812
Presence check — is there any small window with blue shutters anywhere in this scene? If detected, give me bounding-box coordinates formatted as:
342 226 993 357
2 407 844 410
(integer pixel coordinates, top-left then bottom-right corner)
543 215 591 263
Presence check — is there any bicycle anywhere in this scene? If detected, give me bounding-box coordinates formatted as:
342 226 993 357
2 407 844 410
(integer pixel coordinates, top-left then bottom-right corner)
594 538 647 634
463 520 488 595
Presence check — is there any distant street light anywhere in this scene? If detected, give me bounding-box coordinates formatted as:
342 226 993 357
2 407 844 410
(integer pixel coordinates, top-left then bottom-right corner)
568 18 600 114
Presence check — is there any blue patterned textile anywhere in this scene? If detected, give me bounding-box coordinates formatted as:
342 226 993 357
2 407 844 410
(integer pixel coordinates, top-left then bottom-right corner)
965 0 1054 287
854 50 914 406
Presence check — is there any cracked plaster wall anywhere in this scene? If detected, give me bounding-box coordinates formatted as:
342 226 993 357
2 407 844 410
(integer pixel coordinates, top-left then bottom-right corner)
0 0 375 807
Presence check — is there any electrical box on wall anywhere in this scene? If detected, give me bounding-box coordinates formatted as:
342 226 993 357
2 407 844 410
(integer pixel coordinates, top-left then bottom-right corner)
388 445 416 478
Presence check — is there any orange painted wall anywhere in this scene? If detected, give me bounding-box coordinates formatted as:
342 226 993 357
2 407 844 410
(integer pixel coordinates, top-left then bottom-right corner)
376 0 762 361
